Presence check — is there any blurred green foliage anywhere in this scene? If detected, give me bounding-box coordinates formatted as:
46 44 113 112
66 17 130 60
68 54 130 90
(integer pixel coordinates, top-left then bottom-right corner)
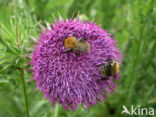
0 0 156 117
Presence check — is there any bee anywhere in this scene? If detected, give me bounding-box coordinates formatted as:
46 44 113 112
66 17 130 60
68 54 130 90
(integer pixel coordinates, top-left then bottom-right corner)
63 37 90 54
99 61 119 80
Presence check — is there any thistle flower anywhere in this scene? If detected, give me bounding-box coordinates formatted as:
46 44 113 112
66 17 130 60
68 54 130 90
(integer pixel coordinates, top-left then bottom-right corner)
31 16 122 110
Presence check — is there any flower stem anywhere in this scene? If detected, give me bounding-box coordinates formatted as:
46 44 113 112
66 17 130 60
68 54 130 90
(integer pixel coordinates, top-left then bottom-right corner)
54 104 59 117
19 68 30 117
14 0 19 48
14 0 30 117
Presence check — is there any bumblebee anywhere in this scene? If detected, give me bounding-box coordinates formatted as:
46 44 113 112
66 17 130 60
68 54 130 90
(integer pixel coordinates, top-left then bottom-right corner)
99 61 119 80
64 37 90 53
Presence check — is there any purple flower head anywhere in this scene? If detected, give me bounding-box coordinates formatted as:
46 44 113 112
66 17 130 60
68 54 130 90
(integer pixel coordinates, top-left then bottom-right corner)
31 16 122 110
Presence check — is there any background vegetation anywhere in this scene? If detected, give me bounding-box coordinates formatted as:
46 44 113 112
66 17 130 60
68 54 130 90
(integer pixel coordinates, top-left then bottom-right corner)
0 0 156 117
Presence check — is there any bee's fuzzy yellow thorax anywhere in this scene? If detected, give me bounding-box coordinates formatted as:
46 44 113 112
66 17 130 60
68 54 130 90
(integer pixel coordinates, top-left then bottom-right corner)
64 37 77 49
113 62 120 73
